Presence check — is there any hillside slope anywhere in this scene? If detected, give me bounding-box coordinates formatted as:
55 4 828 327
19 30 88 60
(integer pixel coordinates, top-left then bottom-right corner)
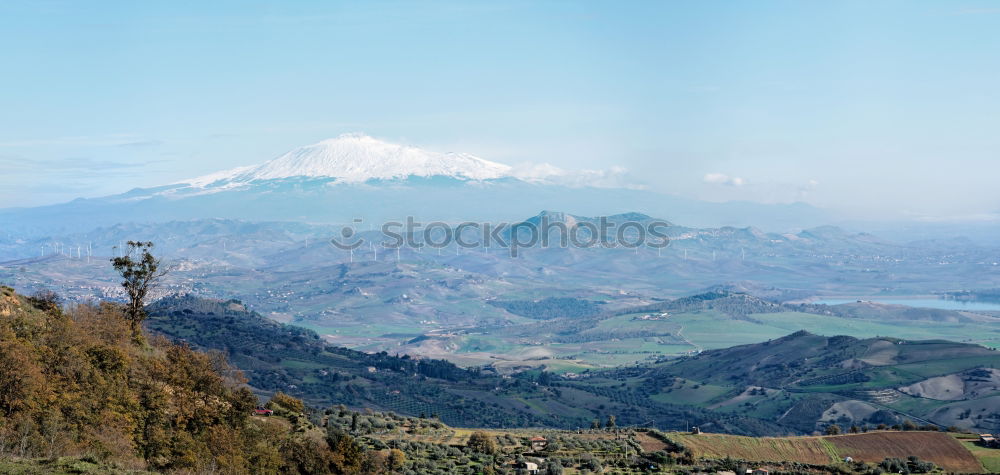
144 295 794 435
612 330 1000 433
0 287 391 474
671 431 984 473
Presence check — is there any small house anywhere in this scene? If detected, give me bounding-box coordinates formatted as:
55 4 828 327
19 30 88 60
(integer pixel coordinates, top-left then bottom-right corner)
530 436 548 451
980 434 997 447
518 461 539 474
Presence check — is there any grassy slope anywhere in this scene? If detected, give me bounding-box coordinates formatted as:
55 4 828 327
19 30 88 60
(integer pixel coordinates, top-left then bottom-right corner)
608 331 1000 434
954 433 1000 473
671 432 836 465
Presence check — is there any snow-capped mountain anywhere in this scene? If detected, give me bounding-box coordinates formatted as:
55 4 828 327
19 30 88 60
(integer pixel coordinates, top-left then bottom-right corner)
0 134 831 239
183 133 512 188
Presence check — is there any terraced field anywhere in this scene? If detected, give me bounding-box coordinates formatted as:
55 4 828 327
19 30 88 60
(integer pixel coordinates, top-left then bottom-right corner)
826 432 984 473
673 431 986 473
671 433 837 465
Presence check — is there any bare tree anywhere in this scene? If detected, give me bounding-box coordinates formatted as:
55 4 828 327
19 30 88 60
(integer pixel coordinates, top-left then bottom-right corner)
111 241 166 337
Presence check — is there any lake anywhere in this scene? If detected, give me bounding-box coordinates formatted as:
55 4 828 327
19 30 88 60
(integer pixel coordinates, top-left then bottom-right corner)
814 298 1000 311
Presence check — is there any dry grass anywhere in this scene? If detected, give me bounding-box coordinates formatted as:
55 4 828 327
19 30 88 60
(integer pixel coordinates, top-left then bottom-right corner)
825 431 984 473
672 431 984 473
671 433 836 465
634 432 669 452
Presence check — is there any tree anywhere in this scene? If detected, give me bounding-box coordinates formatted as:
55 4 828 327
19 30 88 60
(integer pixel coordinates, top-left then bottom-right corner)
387 448 406 471
329 432 365 474
27 289 61 313
110 241 166 337
467 431 497 455
849 424 860 434
825 424 841 435
583 456 602 472
606 415 616 430
591 419 601 429
268 392 304 413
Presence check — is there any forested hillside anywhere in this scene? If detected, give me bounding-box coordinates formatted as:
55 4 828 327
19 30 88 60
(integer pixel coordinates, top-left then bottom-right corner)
0 286 398 474
144 295 793 436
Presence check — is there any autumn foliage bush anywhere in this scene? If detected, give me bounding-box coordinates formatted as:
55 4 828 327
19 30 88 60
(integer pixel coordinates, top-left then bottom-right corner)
0 286 388 474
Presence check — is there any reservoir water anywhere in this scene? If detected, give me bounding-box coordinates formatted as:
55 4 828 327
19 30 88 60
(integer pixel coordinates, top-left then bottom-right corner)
814 298 1000 311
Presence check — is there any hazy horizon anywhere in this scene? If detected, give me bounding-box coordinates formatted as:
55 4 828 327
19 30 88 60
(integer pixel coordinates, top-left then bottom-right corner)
2 1 998 223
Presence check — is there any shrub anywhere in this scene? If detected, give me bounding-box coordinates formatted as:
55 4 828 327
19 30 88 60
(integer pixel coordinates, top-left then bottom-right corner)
467 431 497 455
268 391 305 413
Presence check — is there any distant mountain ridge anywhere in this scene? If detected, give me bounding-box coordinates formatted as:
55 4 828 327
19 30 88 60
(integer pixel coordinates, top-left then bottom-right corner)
4 211 999 313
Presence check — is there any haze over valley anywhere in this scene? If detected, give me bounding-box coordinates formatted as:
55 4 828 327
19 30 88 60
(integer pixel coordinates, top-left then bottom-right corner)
2 2 1000 473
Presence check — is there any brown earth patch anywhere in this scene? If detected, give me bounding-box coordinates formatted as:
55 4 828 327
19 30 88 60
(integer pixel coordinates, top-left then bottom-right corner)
671 433 834 465
634 432 668 452
825 431 983 473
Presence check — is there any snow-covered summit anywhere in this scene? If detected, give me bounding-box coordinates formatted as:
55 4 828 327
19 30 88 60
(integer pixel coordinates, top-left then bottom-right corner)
183 133 512 187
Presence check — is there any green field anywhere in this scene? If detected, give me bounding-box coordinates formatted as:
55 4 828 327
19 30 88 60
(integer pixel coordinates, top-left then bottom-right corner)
955 434 1000 473
672 310 1000 352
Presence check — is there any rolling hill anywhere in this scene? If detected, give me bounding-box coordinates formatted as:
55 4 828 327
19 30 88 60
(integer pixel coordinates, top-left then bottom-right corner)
144 294 1000 437
144 294 790 436
597 330 1000 434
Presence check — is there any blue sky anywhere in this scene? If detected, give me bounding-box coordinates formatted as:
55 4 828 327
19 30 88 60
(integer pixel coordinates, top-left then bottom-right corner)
1 1 998 220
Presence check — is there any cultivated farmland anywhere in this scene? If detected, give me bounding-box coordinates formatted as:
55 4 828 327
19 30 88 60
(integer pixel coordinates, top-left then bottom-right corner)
673 431 986 473
825 431 984 473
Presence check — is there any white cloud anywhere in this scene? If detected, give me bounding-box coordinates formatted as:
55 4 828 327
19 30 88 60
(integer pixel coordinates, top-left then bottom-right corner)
795 179 820 200
703 173 746 186
510 163 641 189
